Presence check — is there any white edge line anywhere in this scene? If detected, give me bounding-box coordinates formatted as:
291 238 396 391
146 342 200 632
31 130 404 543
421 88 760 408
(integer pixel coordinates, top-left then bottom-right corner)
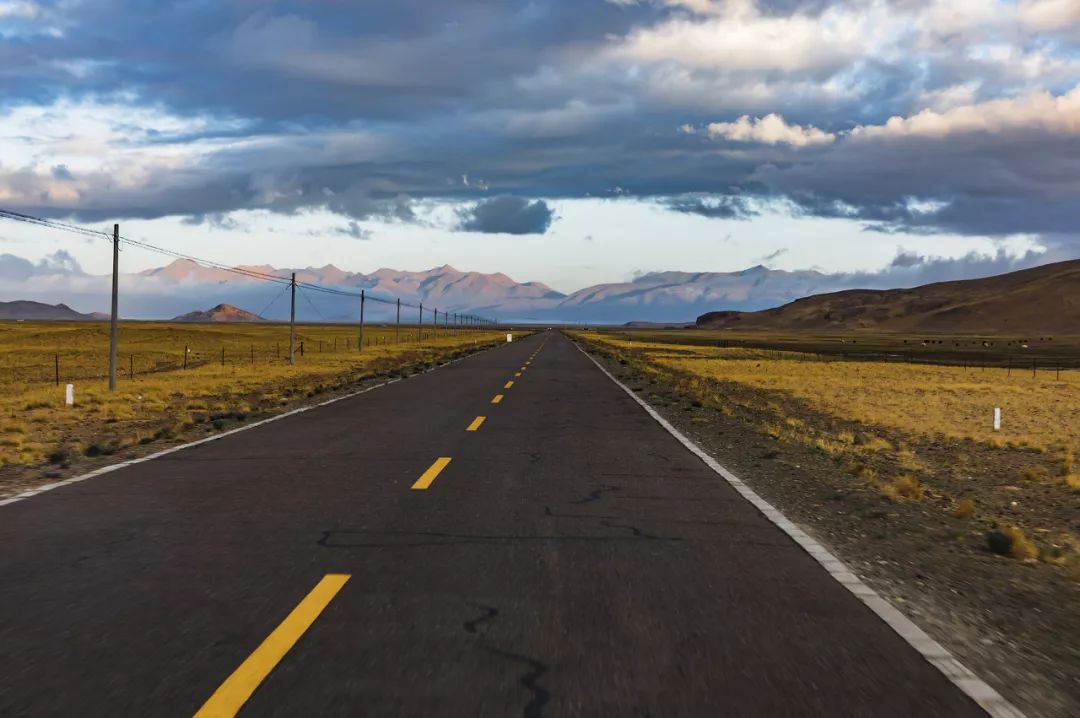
0 338 511 509
573 339 1024 718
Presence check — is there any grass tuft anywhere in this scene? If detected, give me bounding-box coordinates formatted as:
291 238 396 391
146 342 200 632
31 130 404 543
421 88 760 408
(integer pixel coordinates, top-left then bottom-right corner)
881 474 925 502
986 526 1039 560
951 497 975 519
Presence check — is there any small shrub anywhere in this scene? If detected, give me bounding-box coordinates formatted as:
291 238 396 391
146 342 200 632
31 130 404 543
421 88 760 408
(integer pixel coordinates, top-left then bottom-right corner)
762 422 783 440
951 498 975 519
986 526 1038 560
1020 465 1049 482
1059 447 1075 477
83 442 115 458
1065 474 1080 491
47 445 74 466
881 475 925 502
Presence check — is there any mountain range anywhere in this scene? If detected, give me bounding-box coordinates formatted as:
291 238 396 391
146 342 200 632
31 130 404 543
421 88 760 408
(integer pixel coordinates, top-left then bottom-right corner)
132 259 832 323
0 301 105 321
697 260 1080 334
0 253 1062 324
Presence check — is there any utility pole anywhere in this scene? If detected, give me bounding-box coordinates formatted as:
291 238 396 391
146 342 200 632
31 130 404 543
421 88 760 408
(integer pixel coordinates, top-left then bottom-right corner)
396 298 401 343
108 223 119 392
418 302 423 342
289 272 297 365
358 290 365 352
433 307 438 340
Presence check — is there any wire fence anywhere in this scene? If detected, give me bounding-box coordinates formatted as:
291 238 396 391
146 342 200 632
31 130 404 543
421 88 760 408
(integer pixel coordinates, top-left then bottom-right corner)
1 323 496 388
610 332 1080 378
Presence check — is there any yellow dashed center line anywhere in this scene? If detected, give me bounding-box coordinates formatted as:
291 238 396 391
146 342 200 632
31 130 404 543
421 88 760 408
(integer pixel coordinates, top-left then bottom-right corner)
514 372 521 377
504 380 514 389
491 394 504 404
194 574 350 718
412 457 452 490
466 416 486 432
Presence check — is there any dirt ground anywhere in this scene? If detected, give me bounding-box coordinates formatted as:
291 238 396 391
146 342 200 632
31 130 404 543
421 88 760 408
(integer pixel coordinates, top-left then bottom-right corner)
579 337 1080 718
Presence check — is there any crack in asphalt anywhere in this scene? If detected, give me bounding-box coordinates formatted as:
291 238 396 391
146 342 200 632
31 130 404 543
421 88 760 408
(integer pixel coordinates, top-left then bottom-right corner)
463 602 499 634
462 603 550 718
569 484 621 505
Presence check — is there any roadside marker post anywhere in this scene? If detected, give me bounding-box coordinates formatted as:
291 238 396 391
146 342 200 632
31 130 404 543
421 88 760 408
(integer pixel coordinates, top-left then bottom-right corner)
65 384 74 406
993 407 1001 431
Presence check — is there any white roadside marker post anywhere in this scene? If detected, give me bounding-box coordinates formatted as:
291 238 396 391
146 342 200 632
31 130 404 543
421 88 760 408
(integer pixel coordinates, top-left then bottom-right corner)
65 384 74 407
993 407 1001 431
506 333 513 343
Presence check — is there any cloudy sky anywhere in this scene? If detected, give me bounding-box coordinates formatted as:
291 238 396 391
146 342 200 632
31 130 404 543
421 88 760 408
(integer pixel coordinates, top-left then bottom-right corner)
1 0 1077 295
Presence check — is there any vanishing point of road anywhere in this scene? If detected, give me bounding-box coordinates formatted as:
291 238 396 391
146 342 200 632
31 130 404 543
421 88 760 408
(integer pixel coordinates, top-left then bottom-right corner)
0 331 986 716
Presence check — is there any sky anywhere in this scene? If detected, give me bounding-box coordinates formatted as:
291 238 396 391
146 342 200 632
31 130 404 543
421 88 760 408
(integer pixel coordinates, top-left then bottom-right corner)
1 0 1078 296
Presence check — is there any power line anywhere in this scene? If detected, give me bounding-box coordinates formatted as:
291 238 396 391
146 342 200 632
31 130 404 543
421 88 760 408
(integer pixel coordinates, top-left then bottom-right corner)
0 206 494 323
0 209 112 241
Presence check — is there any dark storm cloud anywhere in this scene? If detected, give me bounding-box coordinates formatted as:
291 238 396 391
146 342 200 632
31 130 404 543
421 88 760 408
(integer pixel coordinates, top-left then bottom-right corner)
458 196 554 234
3 0 1080 252
661 195 757 219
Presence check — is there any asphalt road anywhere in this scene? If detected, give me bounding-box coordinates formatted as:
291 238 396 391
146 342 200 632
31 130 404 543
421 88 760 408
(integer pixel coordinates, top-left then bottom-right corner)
0 331 985 717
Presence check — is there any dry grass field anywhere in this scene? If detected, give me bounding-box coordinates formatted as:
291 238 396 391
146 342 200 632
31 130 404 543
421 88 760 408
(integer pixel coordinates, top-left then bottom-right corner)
578 331 1080 572
0 321 509 496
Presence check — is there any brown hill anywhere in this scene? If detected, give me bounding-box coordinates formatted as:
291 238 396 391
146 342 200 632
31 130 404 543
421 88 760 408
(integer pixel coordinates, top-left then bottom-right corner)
173 304 264 322
0 301 101 321
697 260 1080 334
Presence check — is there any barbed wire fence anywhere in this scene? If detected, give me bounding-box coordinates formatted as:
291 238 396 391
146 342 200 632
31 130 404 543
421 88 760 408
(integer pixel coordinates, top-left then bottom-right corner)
0 209 502 389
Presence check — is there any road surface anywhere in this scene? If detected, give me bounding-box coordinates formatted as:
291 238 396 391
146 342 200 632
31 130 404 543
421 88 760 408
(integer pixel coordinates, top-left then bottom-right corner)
0 331 984 716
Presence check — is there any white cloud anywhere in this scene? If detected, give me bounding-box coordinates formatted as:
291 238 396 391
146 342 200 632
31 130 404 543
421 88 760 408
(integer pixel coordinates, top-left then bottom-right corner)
1019 0 1080 31
699 113 835 147
0 1 39 18
851 86 1080 140
610 4 880 73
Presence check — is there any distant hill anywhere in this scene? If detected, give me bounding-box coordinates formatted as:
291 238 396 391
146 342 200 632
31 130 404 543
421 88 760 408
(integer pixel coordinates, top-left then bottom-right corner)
0 300 103 321
173 304 265 322
697 260 1080 334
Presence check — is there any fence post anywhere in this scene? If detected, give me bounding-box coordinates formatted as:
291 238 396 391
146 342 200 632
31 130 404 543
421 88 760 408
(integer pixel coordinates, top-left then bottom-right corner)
130 354 134 378
251 344 254 364
300 341 305 357
55 353 59 386
184 346 188 370
221 347 225 366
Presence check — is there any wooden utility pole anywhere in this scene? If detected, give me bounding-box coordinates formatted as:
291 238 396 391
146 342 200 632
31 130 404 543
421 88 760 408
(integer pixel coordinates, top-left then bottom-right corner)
418 302 423 342
108 224 119 391
289 273 297 365
396 298 401 343
358 290 365 352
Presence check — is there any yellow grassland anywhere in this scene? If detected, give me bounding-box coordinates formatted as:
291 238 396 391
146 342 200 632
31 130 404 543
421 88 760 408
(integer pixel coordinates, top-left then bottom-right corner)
578 332 1080 571
0 321 507 470
586 336 1080 453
